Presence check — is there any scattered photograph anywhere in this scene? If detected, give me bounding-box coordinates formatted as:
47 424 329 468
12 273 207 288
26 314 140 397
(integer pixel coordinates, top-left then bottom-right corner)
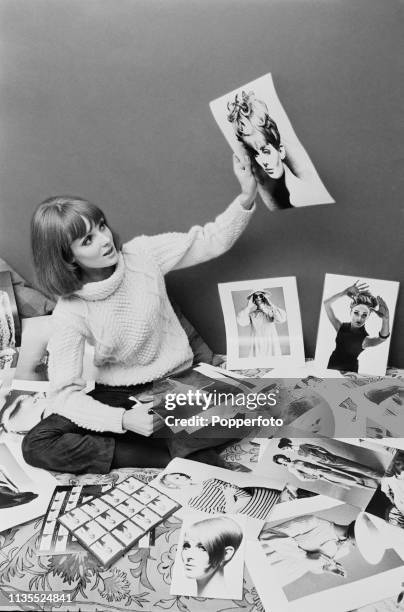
247 500 403 612
218 277 305 370
210 73 334 210
0 381 48 434
315 274 399 376
156 458 284 520
171 511 245 599
257 431 390 508
0 271 20 369
0 437 56 532
366 449 404 532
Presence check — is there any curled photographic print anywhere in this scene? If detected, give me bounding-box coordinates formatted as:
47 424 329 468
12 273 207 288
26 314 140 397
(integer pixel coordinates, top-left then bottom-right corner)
315 274 400 376
210 73 334 211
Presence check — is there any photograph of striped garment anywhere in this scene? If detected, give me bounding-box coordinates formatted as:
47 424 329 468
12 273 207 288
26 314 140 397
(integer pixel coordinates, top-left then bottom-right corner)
187 478 280 520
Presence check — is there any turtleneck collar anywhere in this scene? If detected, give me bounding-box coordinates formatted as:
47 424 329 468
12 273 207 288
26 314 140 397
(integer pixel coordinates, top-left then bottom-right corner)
74 253 125 301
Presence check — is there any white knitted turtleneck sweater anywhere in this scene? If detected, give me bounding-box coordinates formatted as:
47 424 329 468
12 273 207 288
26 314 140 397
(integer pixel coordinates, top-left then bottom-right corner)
44 196 255 433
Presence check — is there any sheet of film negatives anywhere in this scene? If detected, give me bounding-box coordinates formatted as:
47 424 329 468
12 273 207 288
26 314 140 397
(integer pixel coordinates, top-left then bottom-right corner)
37 484 110 555
58 475 181 567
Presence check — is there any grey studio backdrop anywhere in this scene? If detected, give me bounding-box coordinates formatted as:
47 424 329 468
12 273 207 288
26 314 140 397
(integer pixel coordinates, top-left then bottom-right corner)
0 0 403 366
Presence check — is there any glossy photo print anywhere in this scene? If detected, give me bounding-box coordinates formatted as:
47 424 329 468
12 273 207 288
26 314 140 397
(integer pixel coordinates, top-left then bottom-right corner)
247 499 404 612
171 511 245 600
210 73 334 211
0 437 56 532
315 274 400 376
257 432 390 508
366 449 404 533
218 277 305 370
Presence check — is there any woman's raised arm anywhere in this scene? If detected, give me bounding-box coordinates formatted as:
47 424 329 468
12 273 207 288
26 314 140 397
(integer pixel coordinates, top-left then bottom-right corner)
124 156 257 275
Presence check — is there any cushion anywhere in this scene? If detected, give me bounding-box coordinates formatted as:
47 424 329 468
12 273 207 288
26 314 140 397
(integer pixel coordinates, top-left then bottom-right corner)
0 257 55 318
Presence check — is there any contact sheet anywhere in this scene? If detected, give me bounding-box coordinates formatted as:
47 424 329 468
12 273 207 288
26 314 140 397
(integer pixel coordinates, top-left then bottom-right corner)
57 476 181 567
37 484 109 556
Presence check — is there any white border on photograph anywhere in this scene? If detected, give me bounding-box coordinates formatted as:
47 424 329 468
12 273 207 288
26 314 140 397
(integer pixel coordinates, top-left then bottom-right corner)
170 511 245 600
209 73 334 210
0 435 56 532
246 498 404 612
256 434 390 508
315 273 399 376
218 276 305 370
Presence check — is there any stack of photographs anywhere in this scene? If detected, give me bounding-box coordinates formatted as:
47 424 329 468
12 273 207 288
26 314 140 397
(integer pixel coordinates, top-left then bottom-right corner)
58 476 181 567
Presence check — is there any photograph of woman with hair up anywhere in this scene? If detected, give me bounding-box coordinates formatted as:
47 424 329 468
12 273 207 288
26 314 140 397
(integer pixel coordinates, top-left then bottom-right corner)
210 73 334 211
171 514 244 599
324 282 389 373
315 274 399 376
22 154 258 475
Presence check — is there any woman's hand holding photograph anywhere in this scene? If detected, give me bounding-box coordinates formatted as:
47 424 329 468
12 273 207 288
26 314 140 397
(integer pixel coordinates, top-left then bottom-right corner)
232 153 257 209
122 404 163 437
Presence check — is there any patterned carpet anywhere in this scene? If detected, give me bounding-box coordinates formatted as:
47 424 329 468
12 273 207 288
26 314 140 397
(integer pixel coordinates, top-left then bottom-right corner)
0 438 403 612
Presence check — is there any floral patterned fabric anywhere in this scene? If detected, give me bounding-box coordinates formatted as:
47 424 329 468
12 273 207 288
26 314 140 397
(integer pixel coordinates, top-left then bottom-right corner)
1 406 404 610
0 443 268 612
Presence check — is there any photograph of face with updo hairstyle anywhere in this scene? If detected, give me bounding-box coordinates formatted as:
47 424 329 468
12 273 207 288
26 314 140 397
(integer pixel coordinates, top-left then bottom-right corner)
315 274 399 376
171 514 245 599
210 73 334 211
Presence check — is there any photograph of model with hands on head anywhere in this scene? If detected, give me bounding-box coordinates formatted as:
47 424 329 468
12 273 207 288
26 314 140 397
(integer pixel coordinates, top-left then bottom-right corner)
315 274 399 376
21 153 260 475
219 277 304 370
210 73 334 210
171 514 244 599
236 289 287 358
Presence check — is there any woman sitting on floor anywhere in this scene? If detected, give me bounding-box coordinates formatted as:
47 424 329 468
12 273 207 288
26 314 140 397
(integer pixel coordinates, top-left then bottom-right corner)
22 155 257 474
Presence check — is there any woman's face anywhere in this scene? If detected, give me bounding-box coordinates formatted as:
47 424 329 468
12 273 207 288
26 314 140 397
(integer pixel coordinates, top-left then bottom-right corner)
350 304 370 328
182 532 217 581
70 217 118 271
242 131 285 179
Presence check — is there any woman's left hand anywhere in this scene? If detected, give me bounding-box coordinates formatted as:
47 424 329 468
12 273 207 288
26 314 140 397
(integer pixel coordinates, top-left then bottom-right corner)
374 296 390 319
233 153 257 205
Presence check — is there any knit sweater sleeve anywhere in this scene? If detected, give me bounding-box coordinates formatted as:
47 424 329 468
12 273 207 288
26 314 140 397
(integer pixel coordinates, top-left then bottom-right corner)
124 196 255 275
47 308 125 434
